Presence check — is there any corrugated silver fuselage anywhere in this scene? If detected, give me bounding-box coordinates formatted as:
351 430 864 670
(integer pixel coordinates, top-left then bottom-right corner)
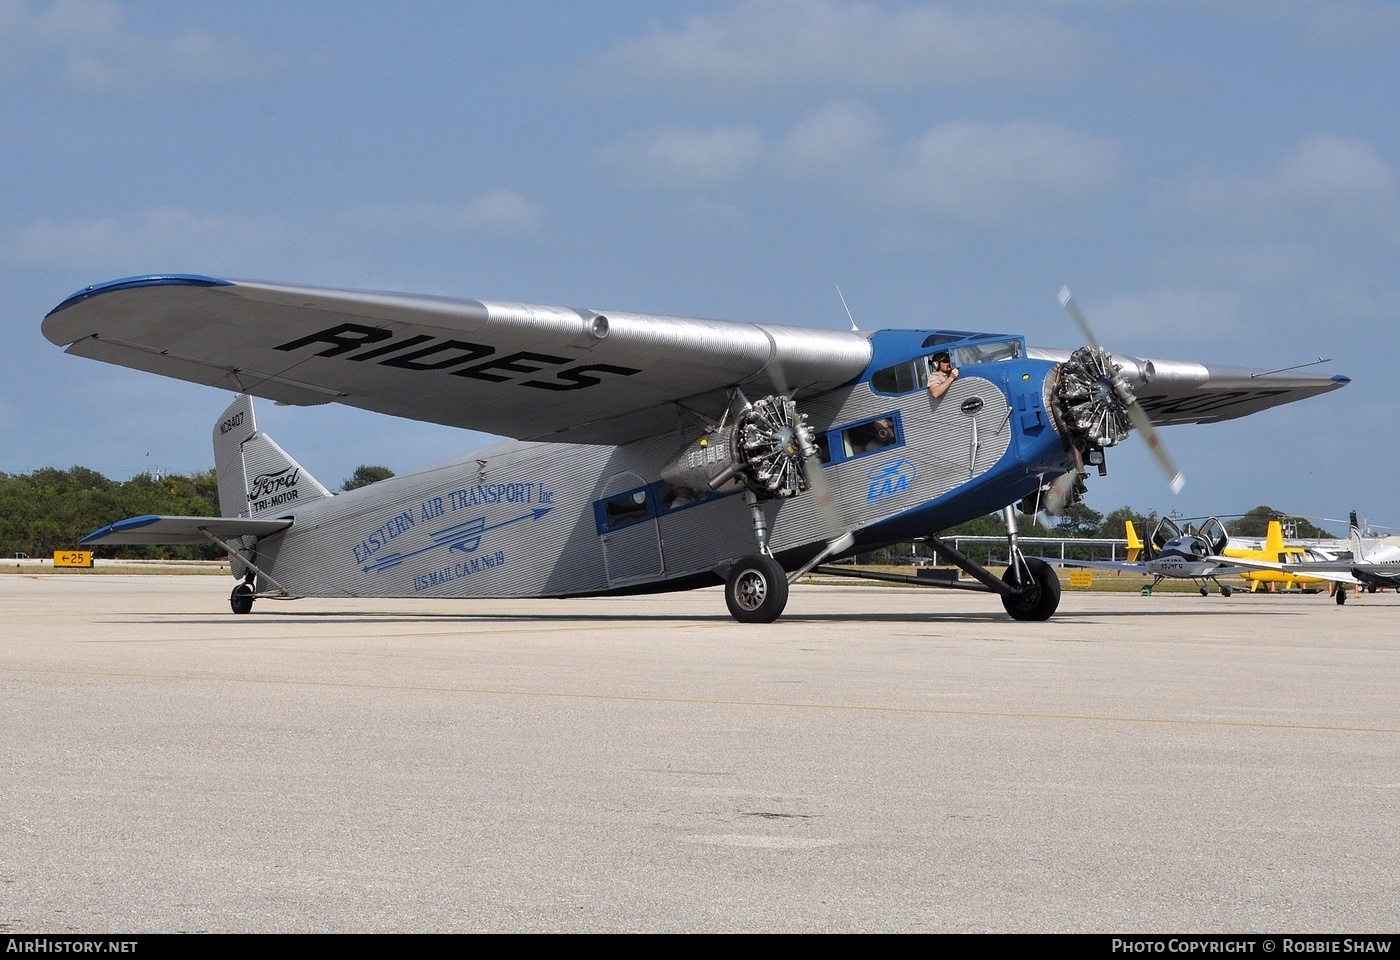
252 374 1024 600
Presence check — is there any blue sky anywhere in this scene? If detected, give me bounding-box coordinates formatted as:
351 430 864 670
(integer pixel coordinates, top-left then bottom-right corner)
4 1 1397 532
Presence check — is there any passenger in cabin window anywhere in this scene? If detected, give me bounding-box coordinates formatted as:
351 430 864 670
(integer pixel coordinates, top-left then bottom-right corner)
927 352 959 399
847 418 896 454
665 485 698 510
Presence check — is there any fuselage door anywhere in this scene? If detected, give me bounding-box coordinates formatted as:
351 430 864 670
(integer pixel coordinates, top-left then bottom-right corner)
596 472 665 587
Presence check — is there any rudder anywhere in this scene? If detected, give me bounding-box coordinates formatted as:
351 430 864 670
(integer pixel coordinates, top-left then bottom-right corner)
211 394 332 519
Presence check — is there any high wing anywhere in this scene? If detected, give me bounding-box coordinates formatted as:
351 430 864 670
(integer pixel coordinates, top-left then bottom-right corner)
44 275 1349 444
1026 348 1350 426
80 514 293 546
43 275 873 445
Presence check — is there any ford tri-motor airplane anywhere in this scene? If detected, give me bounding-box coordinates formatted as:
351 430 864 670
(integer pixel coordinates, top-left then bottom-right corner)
43 275 1348 623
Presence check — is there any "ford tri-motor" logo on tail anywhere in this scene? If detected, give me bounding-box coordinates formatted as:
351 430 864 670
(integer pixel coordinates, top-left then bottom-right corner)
248 467 301 510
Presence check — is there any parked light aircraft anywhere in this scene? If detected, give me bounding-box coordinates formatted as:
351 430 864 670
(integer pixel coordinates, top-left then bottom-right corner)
1222 512 1400 604
1223 519 1329 593
1052 517 1248 596
43 275 1348 622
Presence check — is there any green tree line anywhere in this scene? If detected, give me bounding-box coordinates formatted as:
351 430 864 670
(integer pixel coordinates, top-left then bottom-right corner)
0 463 1333 564
0 467 222 560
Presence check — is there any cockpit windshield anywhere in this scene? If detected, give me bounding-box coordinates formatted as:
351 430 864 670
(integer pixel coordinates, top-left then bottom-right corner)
870 337 1022 395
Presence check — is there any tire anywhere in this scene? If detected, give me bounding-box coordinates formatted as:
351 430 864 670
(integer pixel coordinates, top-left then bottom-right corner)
1000 557 1061 622
1336 588 1347 606
230 582 254 615
1221 585 1232 597
725 554 789 623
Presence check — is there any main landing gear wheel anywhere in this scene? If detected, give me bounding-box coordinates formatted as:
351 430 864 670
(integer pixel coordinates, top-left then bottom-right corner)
230 582 254 615
1336 587 1347 606
1000 557 1061 622
725 554 789 623
1221 585 1232 597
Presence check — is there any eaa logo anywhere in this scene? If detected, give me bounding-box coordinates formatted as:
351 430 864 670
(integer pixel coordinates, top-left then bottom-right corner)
866 457 916 502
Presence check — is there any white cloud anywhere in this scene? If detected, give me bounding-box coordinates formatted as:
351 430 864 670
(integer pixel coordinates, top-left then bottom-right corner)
3 207 288 269
1094 287 1246 344
587 0 1097 95
1157 241 1320 289
342 191 544 235
772 99 885 179
600 110 1122 225
595 125 765 188
680 198 750 232
1168 135 1399 237
876 120 1123 222
6 193 547 273
0 0 281 92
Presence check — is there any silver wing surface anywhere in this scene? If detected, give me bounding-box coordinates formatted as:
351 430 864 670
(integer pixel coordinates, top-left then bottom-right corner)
80 514 293 546
43 275 874 445
1027 348 1350 426
1042 558 1150 574
1209 555 1368 585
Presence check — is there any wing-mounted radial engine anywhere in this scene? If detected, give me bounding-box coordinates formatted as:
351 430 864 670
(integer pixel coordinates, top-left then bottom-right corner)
661 393 831 625
660 394 817 501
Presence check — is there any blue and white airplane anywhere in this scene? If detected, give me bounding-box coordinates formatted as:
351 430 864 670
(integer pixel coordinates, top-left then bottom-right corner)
43 275 1348 623
1050 516 1247 596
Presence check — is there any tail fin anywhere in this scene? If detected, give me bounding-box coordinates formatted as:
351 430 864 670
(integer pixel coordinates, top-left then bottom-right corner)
1264 520 1285 559
1125 520 1142 562
1349 510 1366 562
212 395 332 519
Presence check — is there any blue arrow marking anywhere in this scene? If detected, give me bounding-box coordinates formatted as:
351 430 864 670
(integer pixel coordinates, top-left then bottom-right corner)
363 507 551 573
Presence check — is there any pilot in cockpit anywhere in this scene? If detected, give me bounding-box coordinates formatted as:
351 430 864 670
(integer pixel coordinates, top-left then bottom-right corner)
927 352 959 399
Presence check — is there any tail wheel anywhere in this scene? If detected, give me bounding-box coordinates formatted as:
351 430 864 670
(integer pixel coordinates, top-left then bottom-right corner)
1001 557 1061 622
230 582 254 615
725 554 789 623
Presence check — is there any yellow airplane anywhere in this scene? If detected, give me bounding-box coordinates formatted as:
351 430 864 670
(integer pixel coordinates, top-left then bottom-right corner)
1223 520 1329 593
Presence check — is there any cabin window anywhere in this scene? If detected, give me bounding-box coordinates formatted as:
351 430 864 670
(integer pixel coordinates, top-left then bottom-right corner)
871 358 929 395
818 412 903 465
594 487 653 533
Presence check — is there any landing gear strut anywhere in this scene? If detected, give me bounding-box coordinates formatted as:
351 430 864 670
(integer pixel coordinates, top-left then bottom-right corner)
812 505 1063 621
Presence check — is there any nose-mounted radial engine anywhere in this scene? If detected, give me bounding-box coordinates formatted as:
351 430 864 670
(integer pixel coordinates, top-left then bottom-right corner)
1034 287 1184 516
1043 345 1148 500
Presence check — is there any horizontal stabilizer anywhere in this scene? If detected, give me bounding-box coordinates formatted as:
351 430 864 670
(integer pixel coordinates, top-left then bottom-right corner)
80 514 293 546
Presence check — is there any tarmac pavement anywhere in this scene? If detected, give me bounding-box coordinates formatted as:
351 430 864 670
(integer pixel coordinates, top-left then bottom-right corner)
2 574 1397 932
